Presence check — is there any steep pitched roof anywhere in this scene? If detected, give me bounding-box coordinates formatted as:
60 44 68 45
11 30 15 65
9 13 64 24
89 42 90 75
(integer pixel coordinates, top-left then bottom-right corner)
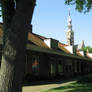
58 42 70 54
28 32 49 48
31 33 71 54
27 44 92 61
77 40 85 50
32 33 47 40
86 53 92 59
76 51 83 57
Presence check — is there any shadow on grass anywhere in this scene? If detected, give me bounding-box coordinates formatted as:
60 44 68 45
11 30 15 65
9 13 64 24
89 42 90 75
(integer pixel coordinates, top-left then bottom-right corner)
23 76 79 86
44 82 92 92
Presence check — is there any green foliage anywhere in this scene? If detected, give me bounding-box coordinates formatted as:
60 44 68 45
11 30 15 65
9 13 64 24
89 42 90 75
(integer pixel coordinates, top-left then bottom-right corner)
81 46 92 53
65 0 92 13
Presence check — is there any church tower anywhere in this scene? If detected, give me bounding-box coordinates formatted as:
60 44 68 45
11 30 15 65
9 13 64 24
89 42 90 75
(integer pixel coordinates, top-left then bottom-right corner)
66 10 74 46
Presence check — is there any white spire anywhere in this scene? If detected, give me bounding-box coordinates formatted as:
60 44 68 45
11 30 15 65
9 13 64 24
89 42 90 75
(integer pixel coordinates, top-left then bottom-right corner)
69 9 70 16
68 9 72 32
66 10 74 46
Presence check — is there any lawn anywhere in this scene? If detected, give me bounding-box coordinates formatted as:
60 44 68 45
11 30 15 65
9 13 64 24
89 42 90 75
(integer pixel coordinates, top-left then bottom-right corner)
43 82 92 92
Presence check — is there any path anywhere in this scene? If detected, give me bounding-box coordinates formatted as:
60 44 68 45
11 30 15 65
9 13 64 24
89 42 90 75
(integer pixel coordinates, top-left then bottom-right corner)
22 80 77 92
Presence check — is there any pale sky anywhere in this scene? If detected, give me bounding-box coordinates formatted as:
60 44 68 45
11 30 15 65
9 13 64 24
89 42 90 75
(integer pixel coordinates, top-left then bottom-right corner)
32 0 92 47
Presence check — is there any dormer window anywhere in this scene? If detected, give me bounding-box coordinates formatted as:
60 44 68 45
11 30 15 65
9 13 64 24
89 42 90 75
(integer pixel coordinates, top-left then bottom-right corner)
44 38 58 49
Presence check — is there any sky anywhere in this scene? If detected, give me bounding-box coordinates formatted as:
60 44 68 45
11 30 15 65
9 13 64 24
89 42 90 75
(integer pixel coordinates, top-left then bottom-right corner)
0 0 91 47
32 0 92 47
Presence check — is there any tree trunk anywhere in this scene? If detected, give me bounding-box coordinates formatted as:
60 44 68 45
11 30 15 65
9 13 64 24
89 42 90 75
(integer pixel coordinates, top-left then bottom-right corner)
0 0 36 92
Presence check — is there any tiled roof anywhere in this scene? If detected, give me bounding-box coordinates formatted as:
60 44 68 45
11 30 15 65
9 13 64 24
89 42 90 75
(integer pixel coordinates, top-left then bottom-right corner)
58 42 70 54
59 42 68 47
77 40 85 50
31 33 71 54
76 51 83 56
32 33 47 40
27 44 92 61
86 53 92 59
28 32 49 48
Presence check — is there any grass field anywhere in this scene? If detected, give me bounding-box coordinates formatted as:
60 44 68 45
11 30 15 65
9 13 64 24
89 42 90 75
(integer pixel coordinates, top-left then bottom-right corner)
23 74 92 92
43 82 92 92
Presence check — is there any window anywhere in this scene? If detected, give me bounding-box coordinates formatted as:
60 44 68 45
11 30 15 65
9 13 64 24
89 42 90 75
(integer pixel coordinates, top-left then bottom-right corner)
74 62 77 72
58 64 63 73
50 63 55 75
32 56 39 76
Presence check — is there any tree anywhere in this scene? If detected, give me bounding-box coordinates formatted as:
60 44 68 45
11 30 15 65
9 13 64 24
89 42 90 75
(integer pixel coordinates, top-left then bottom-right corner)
65 0 92 13
0 0 36 92
81 46 92 53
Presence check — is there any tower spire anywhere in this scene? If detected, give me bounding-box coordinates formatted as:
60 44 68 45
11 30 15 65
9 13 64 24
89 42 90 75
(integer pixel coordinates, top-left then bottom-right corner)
69 8 70 16
66 10 74 46
68 9 72 31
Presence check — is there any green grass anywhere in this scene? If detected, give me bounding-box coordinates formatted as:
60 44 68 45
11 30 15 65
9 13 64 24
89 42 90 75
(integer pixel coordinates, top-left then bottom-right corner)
43 82 92 92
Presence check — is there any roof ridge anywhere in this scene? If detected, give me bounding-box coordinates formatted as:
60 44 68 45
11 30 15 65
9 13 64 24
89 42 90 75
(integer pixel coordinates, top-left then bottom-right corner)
32 33 47 40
